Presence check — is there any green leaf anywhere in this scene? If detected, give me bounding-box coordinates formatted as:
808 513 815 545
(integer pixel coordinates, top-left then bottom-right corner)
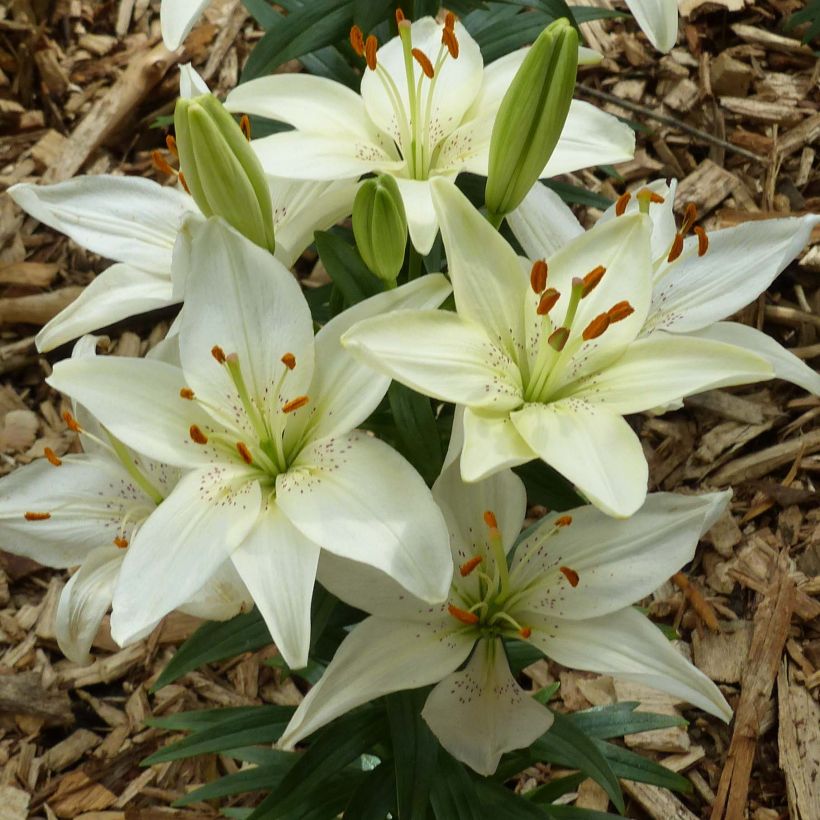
152 608 271 691
597 740 691 794
469 778 548 818
147 705 269 732
569 6 626 23
354 0 395 31
249 770 368 819
142 707 294 765
300 45 361 89
344 764 398 818
386 689 439 819
533 681 562 705
387 384 444 486
504 637 544 674
430 752 485 820
783 0 820 43
545 807 621 819
315 230 383 306
568 702 686 739
526 772 585 804
242 0 281 28
544 179 614 209
514 461 584 511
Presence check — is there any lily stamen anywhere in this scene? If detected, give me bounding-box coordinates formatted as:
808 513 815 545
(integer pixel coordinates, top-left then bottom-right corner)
547 326 569 352
166 134 178 157
211 345 227 364
63 410 81 433
44 447 62 467
615 191 631 216
114 536 129 548
236 441 253 465
412 48 435 78
282 395 310 414
581 265 606 298
582 313 610 341
365 35 378 71
530 259 548 294
448 603 480 625
442 27 459 58
537 288 560 316
239 114 251 141
554 515 572 527
281 352 296 370
189 424 208 445
607 300 634 323
179 387 195 400
559 566 580 587
460 555 483 577
694 225 708 256
350 25 365 56
24 511 51 521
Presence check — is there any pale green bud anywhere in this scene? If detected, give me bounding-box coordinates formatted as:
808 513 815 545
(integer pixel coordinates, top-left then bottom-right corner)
352 175 408 284
174 94 276 253
485 18 579 221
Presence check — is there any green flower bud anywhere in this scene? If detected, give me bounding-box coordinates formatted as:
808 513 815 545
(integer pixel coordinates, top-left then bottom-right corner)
352 175 408 285
174 94 275 253
485 18 579 221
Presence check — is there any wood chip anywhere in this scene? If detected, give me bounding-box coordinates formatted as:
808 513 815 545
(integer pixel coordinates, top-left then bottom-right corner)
0 671 73 725
692 621 754 683
674 159 739 217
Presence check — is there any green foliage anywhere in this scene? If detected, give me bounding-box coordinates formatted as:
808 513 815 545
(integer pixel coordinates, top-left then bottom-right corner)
784 0 820 44
314 229 384 307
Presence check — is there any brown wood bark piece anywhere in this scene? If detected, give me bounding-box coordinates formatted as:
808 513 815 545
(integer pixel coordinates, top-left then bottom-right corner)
0 670 73 725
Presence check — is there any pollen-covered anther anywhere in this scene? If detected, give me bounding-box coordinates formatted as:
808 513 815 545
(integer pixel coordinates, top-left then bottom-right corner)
607 300 634 323
459 556 483 577
236 442 253 465
166 134 178 157
395 8 405 24
548 326 569 352
637 187 665 205
554 515 572 527
152 150 175 176
444 11 456 31
582 313 610 341
211 345 227 364
350 25 365 56
239 114 252 141
559 566 580 587
365 35 378 70
62 410 81 433
44 447 62 467
178 171 191 194
581 265 606 298
483 510 498 530
179 387 195 400
113 536 129 549
282 395 310 414
519 626 532 639
448 604 480 625
614 191 631 216
537 288 560 316
694 225 708 256
189 425 208 445
412 48 435 78
442 27 459 58
667 233 684 263
530 259 548 294
25 511 51 521
281 352 296 370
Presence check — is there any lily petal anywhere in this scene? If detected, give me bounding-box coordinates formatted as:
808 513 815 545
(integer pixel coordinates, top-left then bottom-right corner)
508 182 584 260
178 560 253 622
161 0 211 49
511 401 648 518
422 638 553 776
277 432 452 605
395 177 444 256
179 62 210 98
231 503 320 670
461 407 535 482
624 0 678 52
525 607 732 721
280 615 473 748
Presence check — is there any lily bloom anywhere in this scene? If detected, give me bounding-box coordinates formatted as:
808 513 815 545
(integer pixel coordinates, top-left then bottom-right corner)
625 0 679 52
47 219 454 670
280 419 731 775
161 0 211 50
343 178 773 517
225 15 635 255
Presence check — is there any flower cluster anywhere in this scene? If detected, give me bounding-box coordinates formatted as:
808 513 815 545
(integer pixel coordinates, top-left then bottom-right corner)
3 7 818 783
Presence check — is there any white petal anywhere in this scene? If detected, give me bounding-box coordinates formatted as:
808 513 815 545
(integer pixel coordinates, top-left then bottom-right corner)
0 455 151 568
526 607 732 721
110 465 260 645
281 615 474 748
178 218 315 423
507 182 584 260
8 177 194 272
36 264 175 353
511 401 648 518
277 432 452 605
510 491 731 618
301 275 452 443
395 177 442 256
343 309 523 411
178 559 253 621
179 62 209 98
567 333 774 414
688 322 820 396
422 638 553 776
647 214 820 334
541 101 636 178
55 547 122 663
431 177 528 362
231 503 320 670
47 356 216 469
461 407 535 482
624 0 678 52
161 0 211 49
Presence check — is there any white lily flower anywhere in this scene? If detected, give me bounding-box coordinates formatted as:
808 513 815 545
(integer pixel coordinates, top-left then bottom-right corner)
0 337 250 664
343 178 773 517
508 180 820 396
47 219 454 670
224 15 634 255
625 0 678 52
280 418 732 775
161 0 212 50
9 66 357 353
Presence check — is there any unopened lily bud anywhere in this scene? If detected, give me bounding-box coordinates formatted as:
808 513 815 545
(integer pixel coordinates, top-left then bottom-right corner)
352 175 408 285
485 18 579 221
174 94 275 253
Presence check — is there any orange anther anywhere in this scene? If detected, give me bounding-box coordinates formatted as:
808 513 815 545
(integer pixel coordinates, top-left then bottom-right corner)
239 114 251 141
537 288 560 316
530 259 548 294
582 313 610 341
189 425 208 445
667 233 684 263
44 447 62 467
365 35 378 70
519 626 532 639
483 510 498 529
236 442 253 465
178 171 191 194
459 556 483 577
554 515 572 527
649 191 665 204
179 387 195 400
211 345 227 364
559 566 580 587
607 300 634 323
166 134 178 157
581 265 606 298
694 225 708 256
548 326 569 352
25 512 51 521
114 536 129 548
152 150 175 176
281 352 296 370
683 202 697 227
442 27 459 58
350 25 365 56
282 395 310 414
448 604 480 625
614 191 631 216
395 8 405 24
62 411 81 433
412 48 434 78
444 11 456 31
